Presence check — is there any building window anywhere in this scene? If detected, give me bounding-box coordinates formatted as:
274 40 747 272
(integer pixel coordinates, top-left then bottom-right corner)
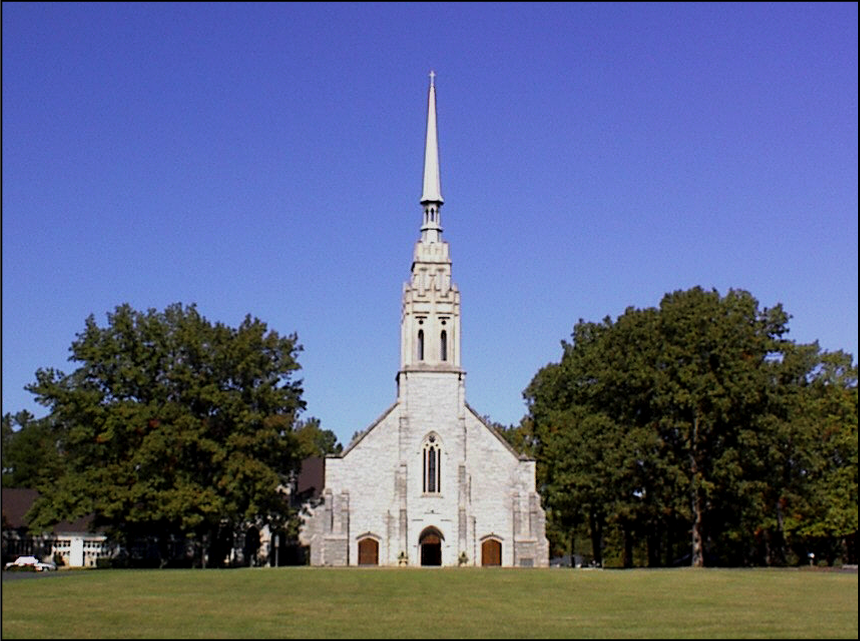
423 434 441 493
440 330 447 361
418 329 424 361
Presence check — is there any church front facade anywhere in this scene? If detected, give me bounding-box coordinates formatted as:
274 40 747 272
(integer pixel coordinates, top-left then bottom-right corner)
299 74 549 567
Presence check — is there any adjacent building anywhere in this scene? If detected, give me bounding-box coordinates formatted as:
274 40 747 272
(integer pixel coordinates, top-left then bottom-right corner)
2 488 110 568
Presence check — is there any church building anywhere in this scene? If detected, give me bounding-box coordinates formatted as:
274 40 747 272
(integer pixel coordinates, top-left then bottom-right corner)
299 74 549 567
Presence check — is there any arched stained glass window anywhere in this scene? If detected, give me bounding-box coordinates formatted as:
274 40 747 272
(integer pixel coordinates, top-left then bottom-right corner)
422 434 441 494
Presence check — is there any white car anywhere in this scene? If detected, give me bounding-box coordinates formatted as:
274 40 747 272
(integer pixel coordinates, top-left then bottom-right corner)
4 555 57 571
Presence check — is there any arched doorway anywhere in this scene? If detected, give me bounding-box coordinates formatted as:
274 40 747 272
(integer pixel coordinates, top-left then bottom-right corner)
357 537 379 566
419 527 444 566
481 539 502 566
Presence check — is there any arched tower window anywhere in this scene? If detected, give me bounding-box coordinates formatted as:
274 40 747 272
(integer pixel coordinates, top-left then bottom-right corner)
440 330 447 361
422 434 441 494
417 329 424 361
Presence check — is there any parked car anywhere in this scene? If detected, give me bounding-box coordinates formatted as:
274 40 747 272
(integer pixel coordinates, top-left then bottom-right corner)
4 555 57 571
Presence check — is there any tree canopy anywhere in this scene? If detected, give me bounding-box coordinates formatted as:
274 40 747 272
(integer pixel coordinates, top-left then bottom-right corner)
525 287 858 567
294 417 343 458
21 302 312 567
2 411 63 489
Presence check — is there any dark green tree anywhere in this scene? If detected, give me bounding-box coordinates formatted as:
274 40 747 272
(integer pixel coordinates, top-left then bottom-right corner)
797 349 858 558
25 303 307 567
1 411 63 489
760 346 857 564
525 287 833 568
525 309 680 567
650 288 788 566
294 417 343 457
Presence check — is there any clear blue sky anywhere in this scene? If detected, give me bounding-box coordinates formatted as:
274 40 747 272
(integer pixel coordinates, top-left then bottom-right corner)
3 2 857 446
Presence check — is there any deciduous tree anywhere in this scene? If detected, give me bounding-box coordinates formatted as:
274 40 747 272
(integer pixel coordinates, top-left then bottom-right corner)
525 287 857 567
25 303 307 567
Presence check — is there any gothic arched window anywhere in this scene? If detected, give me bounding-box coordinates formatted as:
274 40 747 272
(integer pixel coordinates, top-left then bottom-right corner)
418 329 425 361
440 330 447 361
423 434 441 494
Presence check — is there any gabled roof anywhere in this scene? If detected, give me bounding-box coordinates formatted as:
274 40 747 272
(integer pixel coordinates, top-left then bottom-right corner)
1 487 103 534
1 488 39 528
328 400 532 462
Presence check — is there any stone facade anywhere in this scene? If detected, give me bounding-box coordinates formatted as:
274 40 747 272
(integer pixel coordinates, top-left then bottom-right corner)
298 74 549 567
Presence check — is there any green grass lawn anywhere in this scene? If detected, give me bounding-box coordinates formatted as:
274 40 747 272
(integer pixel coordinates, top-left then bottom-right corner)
2 566 857 638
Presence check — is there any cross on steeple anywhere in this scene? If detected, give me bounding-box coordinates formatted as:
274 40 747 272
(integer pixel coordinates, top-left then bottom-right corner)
429 70 436 87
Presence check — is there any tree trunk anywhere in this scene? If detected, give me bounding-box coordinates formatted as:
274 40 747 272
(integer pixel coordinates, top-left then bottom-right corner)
773 500 787 566
589 510 603 566
647 522 662 567
665 518 675 567
691 491 704 567
690 415 705 568
623 521 634 568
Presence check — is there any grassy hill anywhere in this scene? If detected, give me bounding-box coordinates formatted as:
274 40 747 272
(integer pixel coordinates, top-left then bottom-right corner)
2 566 857 638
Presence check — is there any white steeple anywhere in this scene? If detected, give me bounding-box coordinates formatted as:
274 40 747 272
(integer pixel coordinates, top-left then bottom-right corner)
400 72 461 375
420 70 443 244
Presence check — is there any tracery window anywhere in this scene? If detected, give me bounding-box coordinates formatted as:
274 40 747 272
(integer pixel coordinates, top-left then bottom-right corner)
422 434 441 494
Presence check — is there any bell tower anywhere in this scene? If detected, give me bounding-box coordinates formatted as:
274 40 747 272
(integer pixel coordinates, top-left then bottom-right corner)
399 71 462 375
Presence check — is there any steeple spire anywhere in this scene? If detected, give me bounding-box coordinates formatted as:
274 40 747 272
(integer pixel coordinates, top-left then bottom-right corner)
421 71 443 204
420 71 443 243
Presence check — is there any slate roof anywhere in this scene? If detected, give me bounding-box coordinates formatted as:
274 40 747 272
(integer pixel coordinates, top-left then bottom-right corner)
1 488 39 529
1 487 102 533
295 456 324 501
